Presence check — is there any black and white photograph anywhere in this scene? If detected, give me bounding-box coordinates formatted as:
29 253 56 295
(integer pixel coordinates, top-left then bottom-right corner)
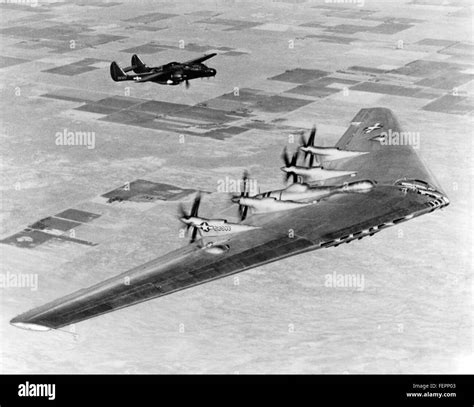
0 0 472 399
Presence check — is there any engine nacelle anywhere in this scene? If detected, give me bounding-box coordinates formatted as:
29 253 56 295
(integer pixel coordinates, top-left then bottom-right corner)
339 180 375 193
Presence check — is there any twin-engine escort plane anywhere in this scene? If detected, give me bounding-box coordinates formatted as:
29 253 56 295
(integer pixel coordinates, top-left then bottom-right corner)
10 108 449 332
110 53 217 88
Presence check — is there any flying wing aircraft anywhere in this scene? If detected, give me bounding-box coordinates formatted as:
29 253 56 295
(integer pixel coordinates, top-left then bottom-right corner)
109 53 217 88
10 107 449 331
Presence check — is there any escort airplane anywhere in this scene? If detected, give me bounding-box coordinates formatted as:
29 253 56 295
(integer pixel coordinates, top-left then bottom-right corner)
110 53 217 88
10 108 449 331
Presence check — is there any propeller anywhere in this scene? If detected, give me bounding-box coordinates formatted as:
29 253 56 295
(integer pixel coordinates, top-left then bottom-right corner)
300 125 319 167
308 125 316 146
281 147 299 183
179 192 202 243
239 171 250 221
281 147 291 168
299 126 316 148
231 171 250 221
308 151 317 168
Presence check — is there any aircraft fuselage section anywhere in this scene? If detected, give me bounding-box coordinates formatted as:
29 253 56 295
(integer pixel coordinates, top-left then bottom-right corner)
148 63 216 85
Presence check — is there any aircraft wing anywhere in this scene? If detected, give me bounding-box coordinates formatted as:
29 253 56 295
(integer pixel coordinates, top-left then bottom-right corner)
182 52 217 65
10 108 448 331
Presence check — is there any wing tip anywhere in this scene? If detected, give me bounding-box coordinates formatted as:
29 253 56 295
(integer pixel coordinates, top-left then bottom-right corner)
10 318 51 331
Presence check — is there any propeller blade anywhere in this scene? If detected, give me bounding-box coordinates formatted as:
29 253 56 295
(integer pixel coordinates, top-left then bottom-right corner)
238 202 244 218
178 202 188 219
190 192 201 217
242 205 248 221
185 80 190 89
235 170 251 221
309 153 314 168
241 170 249 196
308 126 316 146
291 151 298 167
292 173 298 183
190 227 198 243
281 147 291 167
300 134 307 148
177 203 191 232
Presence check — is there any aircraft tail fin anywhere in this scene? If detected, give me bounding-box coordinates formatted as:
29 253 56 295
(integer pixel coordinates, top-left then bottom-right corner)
131 54 149 73
110 61 130 81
